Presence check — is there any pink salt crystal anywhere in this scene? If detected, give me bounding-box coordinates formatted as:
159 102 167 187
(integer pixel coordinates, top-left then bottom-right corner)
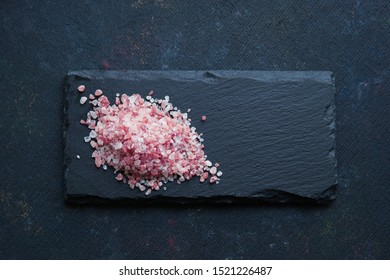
201 115 207 122
94 89 103 96
89 94 95 100
80 96 88 105
148 90 154 96
214 163 220 168
202 172 209 179
209 176 218 184
209 166 217 175
77 85 85 92
95 156 102 168
89 111 97 119
200 177 205 183
115 173 124 181
89 130 97 138
145 189 152 196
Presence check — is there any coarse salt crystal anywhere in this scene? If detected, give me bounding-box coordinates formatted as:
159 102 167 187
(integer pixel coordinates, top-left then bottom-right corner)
95 89 103 96
209 176 218 184
216 171 223 177
201 115 207 121
90 111 97 119
80 96 88 105
89 130 97 138
112 142 122 150
76 155 80 159
209 167 217 175
77 85 86 92
145 189 152 196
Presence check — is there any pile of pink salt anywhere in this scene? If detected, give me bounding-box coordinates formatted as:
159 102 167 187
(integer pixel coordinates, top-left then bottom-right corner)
78 86 222 194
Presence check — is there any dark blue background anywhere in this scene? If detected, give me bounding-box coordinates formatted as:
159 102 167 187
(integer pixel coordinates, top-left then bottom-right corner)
0 0 389 259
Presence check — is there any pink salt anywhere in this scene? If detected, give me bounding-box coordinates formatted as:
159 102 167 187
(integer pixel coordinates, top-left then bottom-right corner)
82 90 222 193
77 85 86 92
209 176 218 184
95 89 103 96
116 173 124 181
80 96 88 105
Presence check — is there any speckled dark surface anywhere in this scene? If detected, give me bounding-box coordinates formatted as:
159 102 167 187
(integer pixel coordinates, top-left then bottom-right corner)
64 70 336 204
1 0 389 259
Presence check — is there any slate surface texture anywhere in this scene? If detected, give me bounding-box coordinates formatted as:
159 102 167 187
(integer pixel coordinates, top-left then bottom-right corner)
0 0 389 259
64 70 336 204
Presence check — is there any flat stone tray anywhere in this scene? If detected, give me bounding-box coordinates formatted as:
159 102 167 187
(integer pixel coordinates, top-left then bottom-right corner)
63 70 337 204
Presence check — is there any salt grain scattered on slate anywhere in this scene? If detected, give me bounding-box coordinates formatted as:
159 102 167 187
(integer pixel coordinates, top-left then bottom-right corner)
80 90 221 194
80 96 87 105
94 89 103 96
77 85 86 92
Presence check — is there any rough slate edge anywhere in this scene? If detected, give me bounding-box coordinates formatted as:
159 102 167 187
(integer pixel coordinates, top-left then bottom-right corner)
63 70 337 205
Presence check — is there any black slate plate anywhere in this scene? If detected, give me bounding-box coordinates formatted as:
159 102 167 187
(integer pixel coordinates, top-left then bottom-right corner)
63 70 337 204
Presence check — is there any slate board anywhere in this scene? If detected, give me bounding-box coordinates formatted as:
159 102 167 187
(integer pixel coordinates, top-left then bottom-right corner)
63 70 337 204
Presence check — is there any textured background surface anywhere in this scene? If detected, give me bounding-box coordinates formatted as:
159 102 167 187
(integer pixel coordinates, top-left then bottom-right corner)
0 0 389 259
